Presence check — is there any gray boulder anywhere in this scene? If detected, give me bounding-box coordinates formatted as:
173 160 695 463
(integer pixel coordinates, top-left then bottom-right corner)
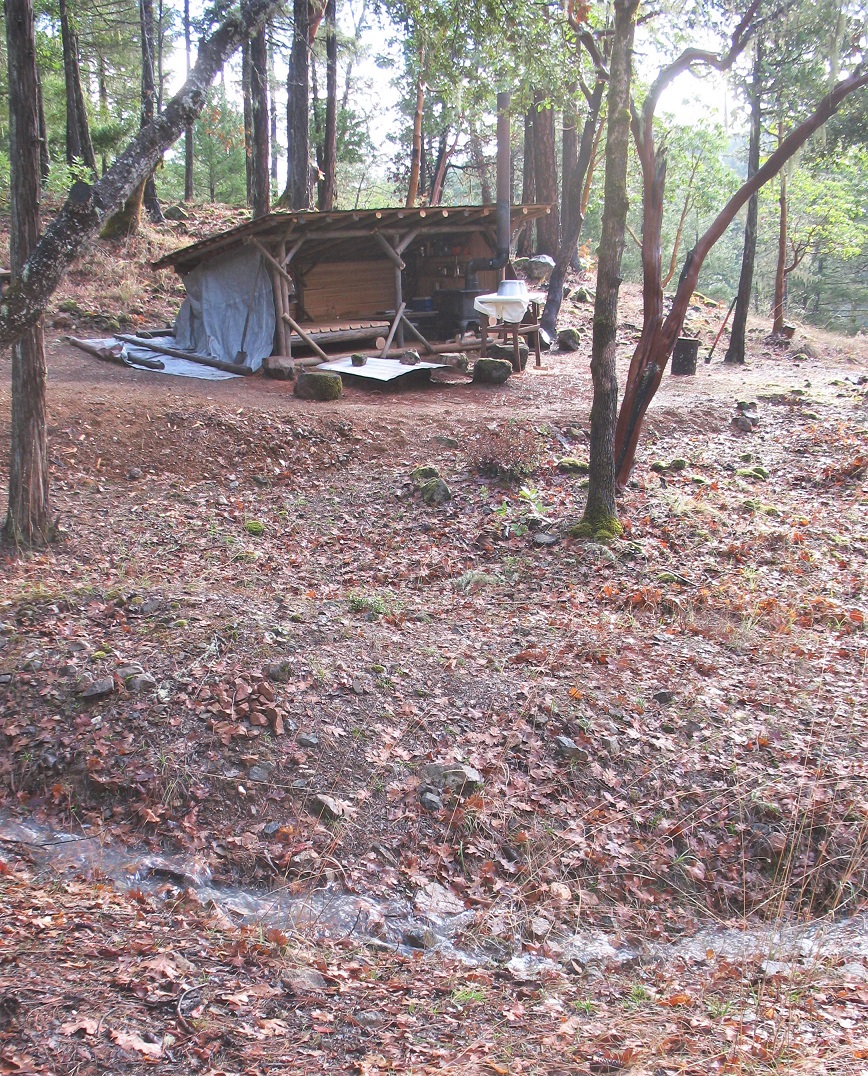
263 355 296 380
473 357 513 384
526 255 555 283
558 327 582 351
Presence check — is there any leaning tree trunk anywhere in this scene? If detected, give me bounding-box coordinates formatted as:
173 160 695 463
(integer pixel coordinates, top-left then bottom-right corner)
540 76 605 340
250 27 270 217
725 40 762 364
320 0 337 210
613 64 868 486
4 0 53 546
533 92 559 257
59 0 97 174
578 0 638 538
516 107 536 257
0 0 287 348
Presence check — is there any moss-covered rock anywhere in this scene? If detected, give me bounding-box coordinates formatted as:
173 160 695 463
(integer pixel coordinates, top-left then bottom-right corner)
473 357 513 384
420 478 452 505
294 370 343 401
555 457 589 475
737 465 769 480
557 327 582 352
410 464 441 487
485 343 528 369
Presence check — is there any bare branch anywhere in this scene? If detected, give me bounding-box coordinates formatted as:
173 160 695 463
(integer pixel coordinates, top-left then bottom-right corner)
643 0 762 121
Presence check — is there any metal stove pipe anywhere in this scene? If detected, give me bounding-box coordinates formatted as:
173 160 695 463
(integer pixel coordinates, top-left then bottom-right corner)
465 91 510 291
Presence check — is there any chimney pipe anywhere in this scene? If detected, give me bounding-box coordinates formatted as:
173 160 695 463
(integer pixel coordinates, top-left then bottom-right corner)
465 91 510 290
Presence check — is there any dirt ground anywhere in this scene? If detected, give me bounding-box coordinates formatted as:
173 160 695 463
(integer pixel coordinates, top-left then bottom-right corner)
1 266 867 1074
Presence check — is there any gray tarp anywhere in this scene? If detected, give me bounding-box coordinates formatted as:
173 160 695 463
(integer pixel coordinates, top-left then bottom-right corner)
174 246 275 371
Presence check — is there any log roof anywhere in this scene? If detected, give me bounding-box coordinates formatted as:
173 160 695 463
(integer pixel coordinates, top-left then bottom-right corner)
152 204 552 273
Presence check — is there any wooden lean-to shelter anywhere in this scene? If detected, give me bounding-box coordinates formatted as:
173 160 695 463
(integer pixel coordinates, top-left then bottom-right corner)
152 202 551 373
152 93 551 376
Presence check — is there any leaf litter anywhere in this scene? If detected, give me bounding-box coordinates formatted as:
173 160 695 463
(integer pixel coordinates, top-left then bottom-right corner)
0 299 867 1073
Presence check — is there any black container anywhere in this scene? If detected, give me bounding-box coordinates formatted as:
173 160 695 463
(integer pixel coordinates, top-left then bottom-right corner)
671 337 700 375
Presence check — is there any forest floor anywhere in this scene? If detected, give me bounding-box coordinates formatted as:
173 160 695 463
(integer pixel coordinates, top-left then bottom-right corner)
0 213 867 1074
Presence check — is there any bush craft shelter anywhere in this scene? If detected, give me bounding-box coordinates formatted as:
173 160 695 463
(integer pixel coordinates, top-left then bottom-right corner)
151 202 552 376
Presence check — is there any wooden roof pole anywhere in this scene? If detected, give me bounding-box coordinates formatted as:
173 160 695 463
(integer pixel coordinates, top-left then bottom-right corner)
273 238 289 356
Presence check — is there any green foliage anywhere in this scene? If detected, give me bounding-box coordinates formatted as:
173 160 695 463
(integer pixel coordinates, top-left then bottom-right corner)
163 86 247 205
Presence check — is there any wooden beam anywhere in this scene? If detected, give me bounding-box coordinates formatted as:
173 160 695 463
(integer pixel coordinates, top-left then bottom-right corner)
380 302 405 357
249 237 294 291
280 312 329 361
116 334 252 374
400 313 434 354
395 227 421 254
274 239 288 355
283 238 305 266
372 231 405 270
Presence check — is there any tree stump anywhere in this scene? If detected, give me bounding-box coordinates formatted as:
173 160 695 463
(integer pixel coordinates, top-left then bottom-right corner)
671 337 699 376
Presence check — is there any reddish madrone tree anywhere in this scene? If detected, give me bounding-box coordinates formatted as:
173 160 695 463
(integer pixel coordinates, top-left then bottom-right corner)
612 7 867 486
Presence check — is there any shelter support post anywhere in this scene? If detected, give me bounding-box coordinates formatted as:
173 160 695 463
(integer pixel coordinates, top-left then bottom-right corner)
272 239 288 356
280 312 330 361
400 313 434 354
394 264 404 348
380 302 406 357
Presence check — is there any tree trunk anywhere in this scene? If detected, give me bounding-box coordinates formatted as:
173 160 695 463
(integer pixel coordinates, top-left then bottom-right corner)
406 48 425 208
772 146 788 332
59 0 97 174
184 0 194 200
4 0 53 547
540 76 606 340
0 0 288 347
250 27 270 217
268 35 279 186
283 0 311 209
725 40 762 364
561 85 578 253
321 0 337 210
516 107 536 257
429 124 460 206
612 64 868 486
468 123 492 203
35 65 51 186
242 39 254 203
579 0 638 536
533 93 559 256
140 0 164 223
